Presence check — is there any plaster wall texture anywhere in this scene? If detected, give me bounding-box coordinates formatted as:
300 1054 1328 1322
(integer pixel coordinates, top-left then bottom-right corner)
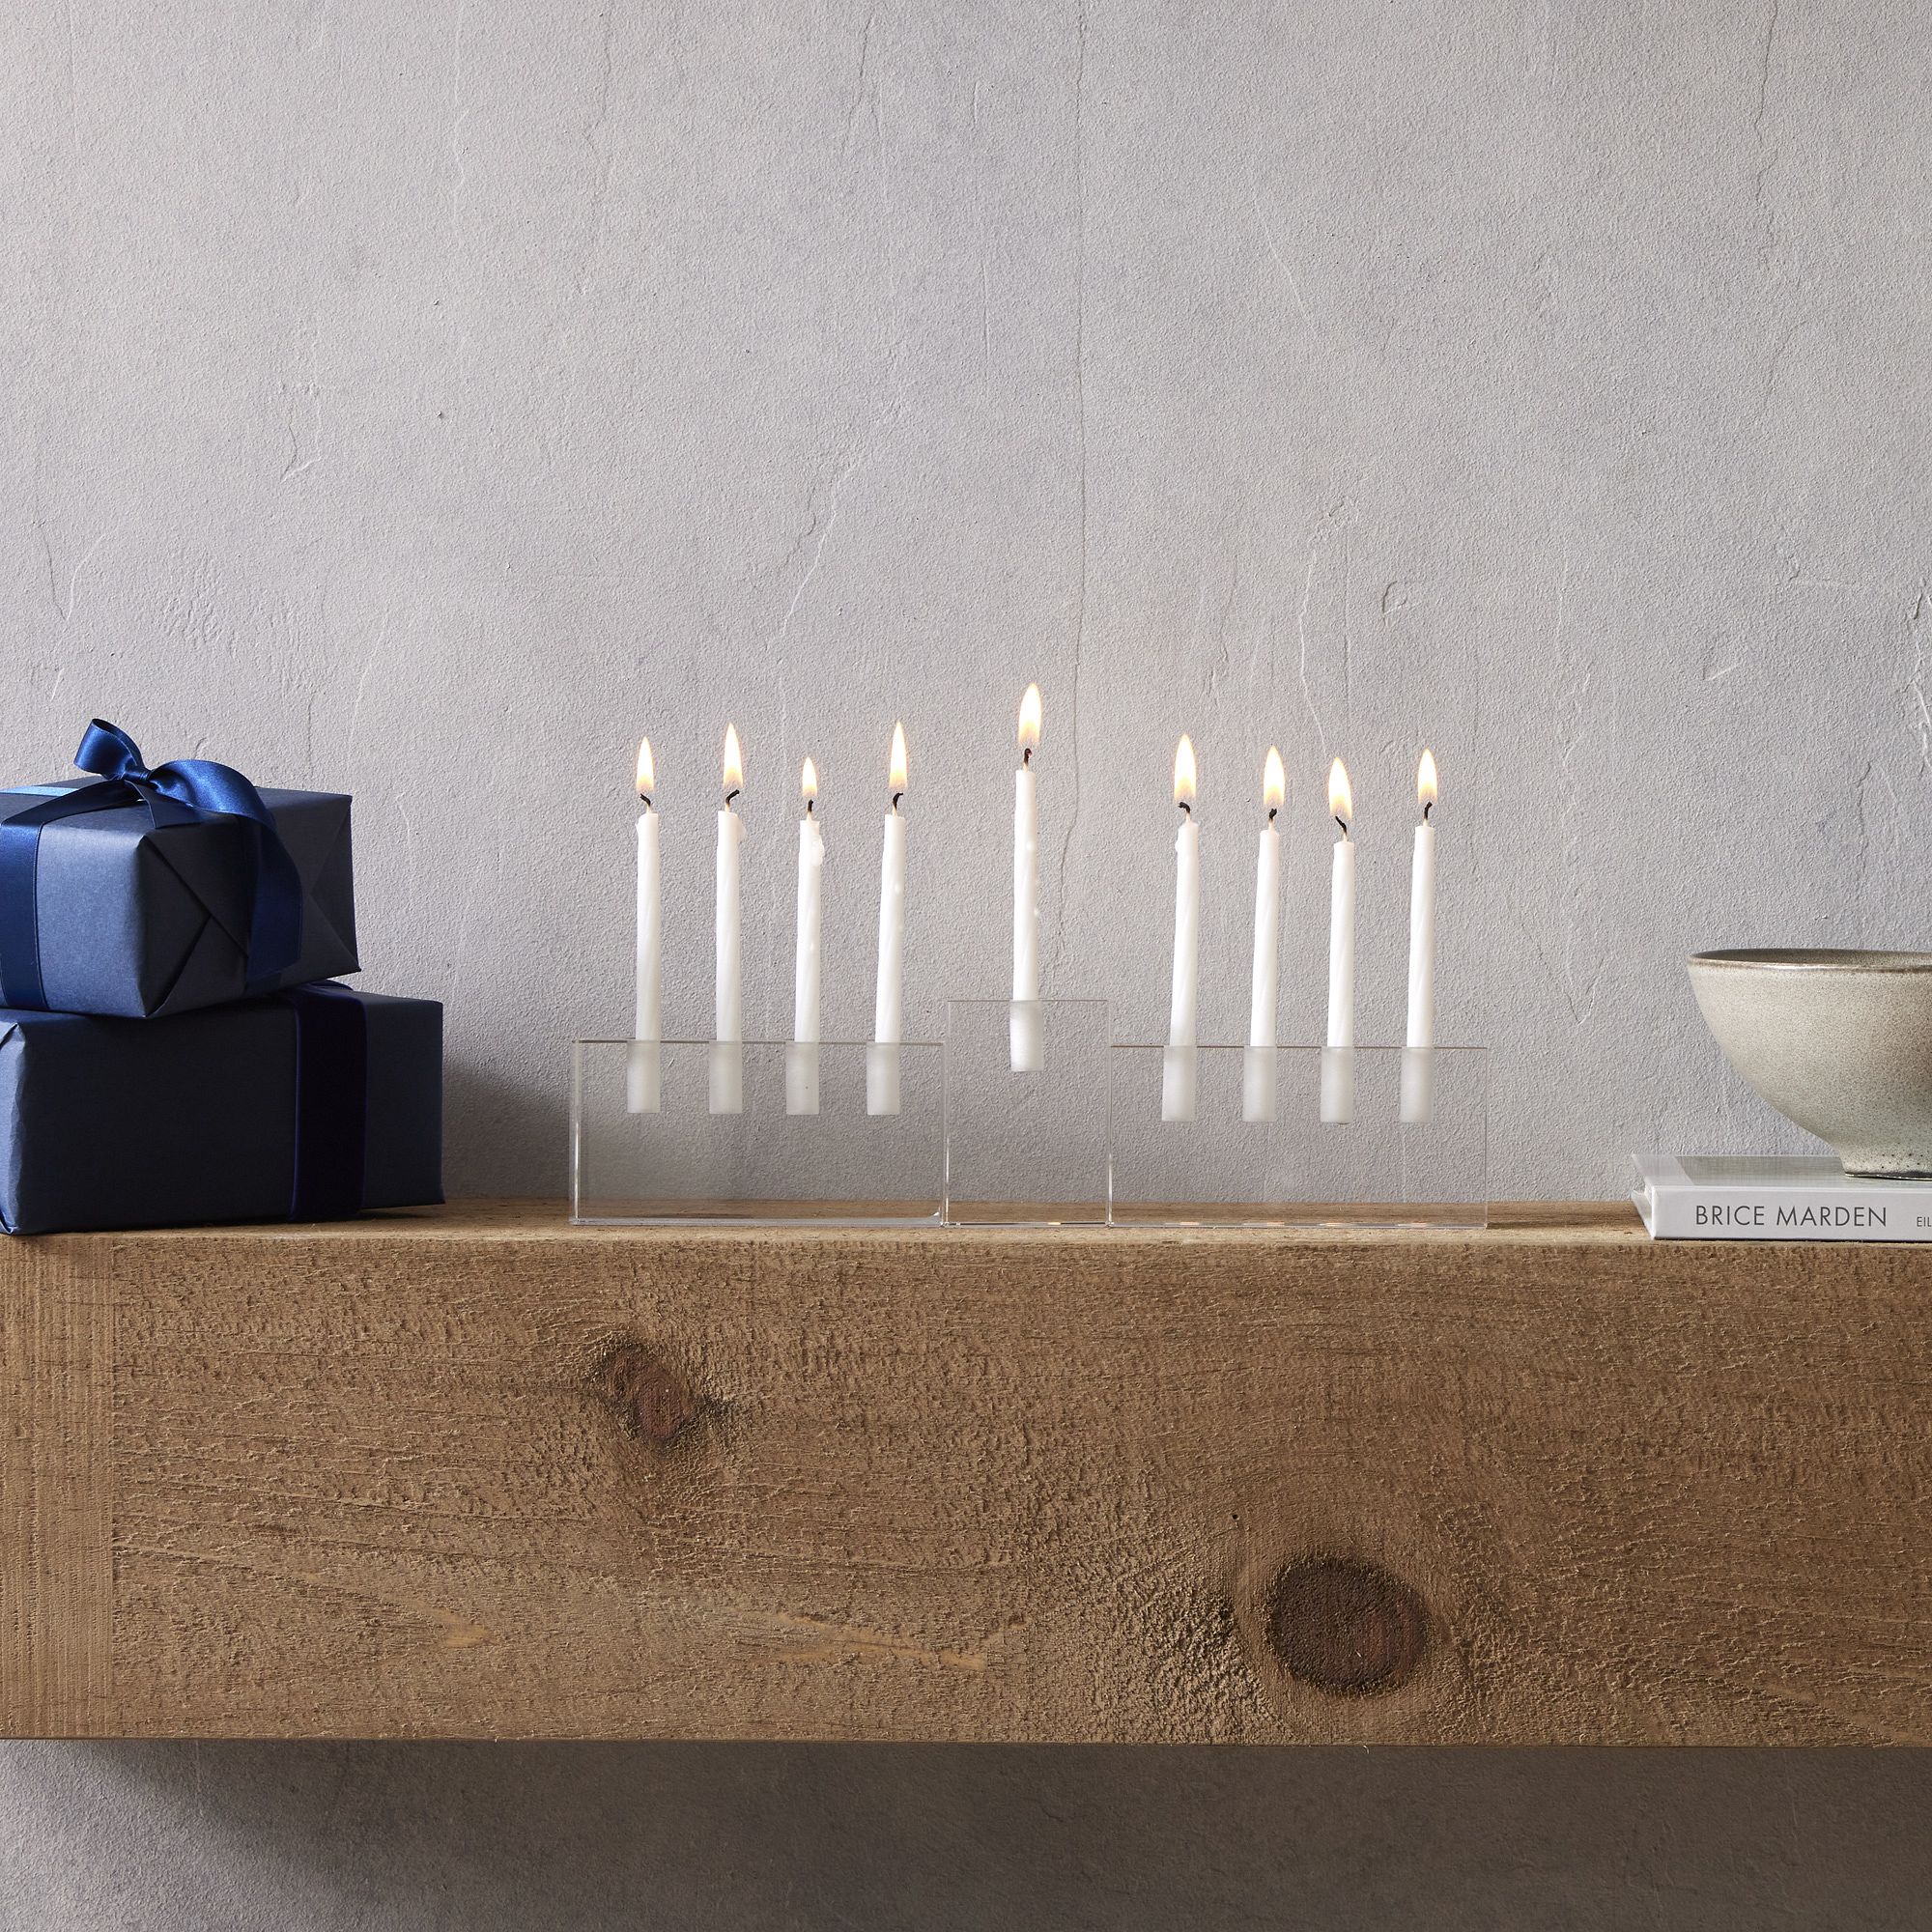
2 0 1927 1924
6 0 1928 1205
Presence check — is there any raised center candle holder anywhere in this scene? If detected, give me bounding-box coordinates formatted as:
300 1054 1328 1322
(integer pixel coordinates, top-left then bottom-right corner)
573 1037 943 1224
942 999 1113 1226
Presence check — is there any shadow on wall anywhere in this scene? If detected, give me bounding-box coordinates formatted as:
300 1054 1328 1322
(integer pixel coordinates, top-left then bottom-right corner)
2 1742 1929 1929
441 1057 562 1203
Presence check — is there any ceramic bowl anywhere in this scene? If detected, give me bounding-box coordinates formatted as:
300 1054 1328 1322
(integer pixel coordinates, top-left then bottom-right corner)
1689 950 1932 1178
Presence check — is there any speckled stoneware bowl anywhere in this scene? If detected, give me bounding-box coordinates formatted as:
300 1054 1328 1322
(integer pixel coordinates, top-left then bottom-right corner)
1689 950 1932 1178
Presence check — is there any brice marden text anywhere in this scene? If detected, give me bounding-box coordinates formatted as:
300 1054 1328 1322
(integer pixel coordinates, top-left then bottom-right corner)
1695 1203 1899 1229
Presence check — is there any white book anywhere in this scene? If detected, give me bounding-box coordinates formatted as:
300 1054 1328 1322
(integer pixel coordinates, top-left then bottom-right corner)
1633 1154 1932 1242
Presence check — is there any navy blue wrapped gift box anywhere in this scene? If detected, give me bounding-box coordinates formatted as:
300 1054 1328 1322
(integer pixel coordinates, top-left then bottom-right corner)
0 780 357 1018
0 985 442 1235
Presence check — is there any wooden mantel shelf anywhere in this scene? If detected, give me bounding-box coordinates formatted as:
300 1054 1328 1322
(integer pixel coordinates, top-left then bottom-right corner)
5 1201 1929 1745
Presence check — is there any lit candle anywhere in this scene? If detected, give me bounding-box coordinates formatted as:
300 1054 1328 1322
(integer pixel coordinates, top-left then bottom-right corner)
1400 749 1438 1124
709 723 745 1115
1320 756 1355 1123
786 757 824 1117
1010 683 1044 1072
867 722 908 1116
1241 746 1286 1123
1161 733 1200 1122
626 736 662 1114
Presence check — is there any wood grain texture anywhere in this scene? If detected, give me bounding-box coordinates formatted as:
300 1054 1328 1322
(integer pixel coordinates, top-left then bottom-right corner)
0 1236 113 1736
5 1201 1931 1744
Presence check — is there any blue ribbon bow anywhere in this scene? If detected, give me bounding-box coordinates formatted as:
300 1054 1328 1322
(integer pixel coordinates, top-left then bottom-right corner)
0 719 305 1010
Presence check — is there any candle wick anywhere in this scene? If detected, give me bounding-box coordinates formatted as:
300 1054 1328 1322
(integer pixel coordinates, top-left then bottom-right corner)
639 794 652 810
806 798 814 816
1179 801 1191 819
1266 806 1278 825
891 792 903 812
724 788 740 808
1022 746 1033 769
1423 799 1434 822
1334 815 1349 836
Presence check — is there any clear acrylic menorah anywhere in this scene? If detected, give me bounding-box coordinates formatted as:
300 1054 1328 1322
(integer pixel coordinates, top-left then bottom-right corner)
571 1037 946 1224
572 1003 1487 1228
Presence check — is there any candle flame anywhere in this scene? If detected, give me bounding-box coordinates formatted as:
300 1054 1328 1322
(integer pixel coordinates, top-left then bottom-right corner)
1417 747 1438 812
635 736 654 801
1263 746 1285 813
801 756 818 804
1327 756 1352 828
889 721 908 797
1173 734 1197 809
722 723 742 797
1018 683 1042 755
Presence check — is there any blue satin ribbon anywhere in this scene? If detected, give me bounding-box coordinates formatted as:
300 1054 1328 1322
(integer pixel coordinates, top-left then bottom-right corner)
286 980 368 1220
0 719 304 1009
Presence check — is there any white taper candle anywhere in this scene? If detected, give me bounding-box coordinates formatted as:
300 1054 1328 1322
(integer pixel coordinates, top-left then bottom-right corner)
1400 749 1439 1124
1241 747 1286 1123
1320 757 1356 1123
786 757 824 1116
709 724 745 1115
1161 734 1200 1122
867 723 908 1116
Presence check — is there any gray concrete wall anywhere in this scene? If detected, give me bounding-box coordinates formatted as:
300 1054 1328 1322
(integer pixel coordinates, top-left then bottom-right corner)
3 0 1927 1922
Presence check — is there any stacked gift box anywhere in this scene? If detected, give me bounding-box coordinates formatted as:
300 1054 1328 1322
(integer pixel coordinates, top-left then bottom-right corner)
0 720 442 1234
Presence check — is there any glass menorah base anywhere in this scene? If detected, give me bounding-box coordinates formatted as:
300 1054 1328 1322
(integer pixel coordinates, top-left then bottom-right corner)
573 1009 1487 1229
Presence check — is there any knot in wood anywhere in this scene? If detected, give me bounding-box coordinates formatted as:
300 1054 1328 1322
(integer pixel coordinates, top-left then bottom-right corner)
592 1341 701 1446
1264 1556 1430 1696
